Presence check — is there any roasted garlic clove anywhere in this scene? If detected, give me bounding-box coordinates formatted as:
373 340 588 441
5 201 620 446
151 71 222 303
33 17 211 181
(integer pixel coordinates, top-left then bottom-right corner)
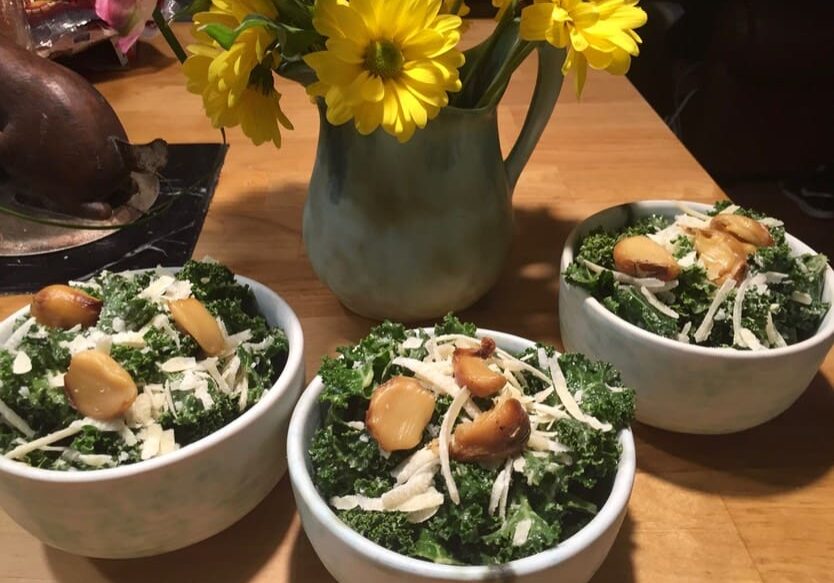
168 298 225 356
612 236 681 281
450 398 530 462
694 229 748 283
30 285 102 329
366 376 436 452
710 214 773 248
64 350 138 420
453 347 506 398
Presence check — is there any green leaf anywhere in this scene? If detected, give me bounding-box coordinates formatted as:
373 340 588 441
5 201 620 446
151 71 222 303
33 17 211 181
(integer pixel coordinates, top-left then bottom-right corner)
200 16 279 51
200 22 238 50
273 22 322 57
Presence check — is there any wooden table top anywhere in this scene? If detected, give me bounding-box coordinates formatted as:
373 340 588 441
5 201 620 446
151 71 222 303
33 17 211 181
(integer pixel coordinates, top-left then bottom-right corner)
2 21 833 583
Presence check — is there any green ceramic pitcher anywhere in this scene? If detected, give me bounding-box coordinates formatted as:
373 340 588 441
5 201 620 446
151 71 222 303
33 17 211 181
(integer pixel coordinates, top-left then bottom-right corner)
303 45 565 321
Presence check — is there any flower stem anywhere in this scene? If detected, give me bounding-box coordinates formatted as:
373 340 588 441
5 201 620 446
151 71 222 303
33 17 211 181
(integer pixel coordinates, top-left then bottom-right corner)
474 39 534 109
453 0 517 107
153 8 187 64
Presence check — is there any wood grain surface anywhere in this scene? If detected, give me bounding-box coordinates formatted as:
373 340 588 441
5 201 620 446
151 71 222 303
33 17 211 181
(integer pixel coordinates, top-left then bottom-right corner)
2 21 832 583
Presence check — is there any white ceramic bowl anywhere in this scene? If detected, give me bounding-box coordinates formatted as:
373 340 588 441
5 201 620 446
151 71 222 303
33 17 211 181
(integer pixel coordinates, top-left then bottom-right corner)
288 328 635 583
559 200 834 434
0 269 305 558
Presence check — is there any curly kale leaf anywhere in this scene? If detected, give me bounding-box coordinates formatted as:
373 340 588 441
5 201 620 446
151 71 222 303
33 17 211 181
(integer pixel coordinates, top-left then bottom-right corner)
602 286 679 338
753 226 792 273
671 266 714 325
0 351 78 433
558 353 634 429
16 325 73 373
775 296 830 345
702 289 776 349
710 200 767 219
482 495 560 564
413 531 463 565
111 328 198 385
336 509 417 555
158 390 239 446
621 214 669 238
555 418 622 491
573 228 617 269
179 260 253 307
789 253 829 301
309 424 401 499
564 262 616 298
671 234 695 259
424 462 499 563
70 426 141 465
237 334 288 404
739 289 773 346
318 321 420 420
434 314 477 337
94 271 157 332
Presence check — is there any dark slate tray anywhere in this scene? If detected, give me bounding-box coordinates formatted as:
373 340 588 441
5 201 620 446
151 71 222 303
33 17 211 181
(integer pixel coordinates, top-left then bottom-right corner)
0 143 228 294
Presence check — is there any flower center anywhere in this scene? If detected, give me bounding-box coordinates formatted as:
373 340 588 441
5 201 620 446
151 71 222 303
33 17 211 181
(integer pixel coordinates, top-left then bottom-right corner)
364 39 404 79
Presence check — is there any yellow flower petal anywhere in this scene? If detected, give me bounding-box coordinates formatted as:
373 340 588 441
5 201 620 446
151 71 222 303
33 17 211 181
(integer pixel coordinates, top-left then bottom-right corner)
305 0 463 142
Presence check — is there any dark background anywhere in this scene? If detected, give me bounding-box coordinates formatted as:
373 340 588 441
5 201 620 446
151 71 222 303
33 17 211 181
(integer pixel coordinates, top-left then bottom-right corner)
472 0 834 257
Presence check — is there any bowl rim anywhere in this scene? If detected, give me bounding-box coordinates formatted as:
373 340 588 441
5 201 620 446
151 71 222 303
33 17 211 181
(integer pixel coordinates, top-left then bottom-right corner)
559 199 834 359
0 267 305 483
287 327 636 579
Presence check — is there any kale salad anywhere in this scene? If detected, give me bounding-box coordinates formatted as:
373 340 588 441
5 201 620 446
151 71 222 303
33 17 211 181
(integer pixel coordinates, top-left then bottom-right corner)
0 260 288 470
565 201 830 349
309 316 634 565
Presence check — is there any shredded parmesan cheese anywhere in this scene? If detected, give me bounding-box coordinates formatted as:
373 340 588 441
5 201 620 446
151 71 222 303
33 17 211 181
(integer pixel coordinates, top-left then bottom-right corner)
392 357 481 418
766 311 787 348
392 446 439 485
512 519 533 546
140 423 164 460
12 351 31 375
677 321 692 343
159 357 197 373
401 336 424 350
0 396 35 438
541 350 611 432
439 388 470 505
4 421 86 460
581 259 677 291
732 277 752 348
498 457 513 520
693 278 736 343
640 286 679 319
791 291 813 305
4 317 36 351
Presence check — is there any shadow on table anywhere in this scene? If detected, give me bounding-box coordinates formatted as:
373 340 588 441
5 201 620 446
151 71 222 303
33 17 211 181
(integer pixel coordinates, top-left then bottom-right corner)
460 205 578 344
636 370 834 495
75 43 179 84
590 512 636 583
288 526 336 583
43 476 296 583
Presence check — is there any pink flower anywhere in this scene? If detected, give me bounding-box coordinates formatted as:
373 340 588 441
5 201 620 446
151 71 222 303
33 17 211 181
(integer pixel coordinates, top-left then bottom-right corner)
95 0 157 52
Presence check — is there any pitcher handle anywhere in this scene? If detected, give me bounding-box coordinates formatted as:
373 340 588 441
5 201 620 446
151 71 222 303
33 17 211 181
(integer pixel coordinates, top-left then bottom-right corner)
504 44 565 194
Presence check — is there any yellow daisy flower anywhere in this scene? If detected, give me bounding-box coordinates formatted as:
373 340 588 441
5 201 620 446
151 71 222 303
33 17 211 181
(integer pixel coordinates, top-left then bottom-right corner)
520 0 647 96
182 0 293 147
303 0 465 143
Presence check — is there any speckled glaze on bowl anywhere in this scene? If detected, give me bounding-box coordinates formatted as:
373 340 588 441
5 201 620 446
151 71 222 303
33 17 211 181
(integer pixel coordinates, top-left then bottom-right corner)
288 329 635 583
559 200 834 434
0 269 305 558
